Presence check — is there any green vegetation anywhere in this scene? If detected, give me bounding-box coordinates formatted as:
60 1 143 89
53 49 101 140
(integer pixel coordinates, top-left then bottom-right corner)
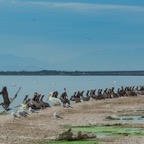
0 70 144 76
42 125 144 144
47 140 99 144
72 126 144 137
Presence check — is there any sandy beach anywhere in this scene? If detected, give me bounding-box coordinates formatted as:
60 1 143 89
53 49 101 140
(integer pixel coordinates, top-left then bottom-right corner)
0 95 144 144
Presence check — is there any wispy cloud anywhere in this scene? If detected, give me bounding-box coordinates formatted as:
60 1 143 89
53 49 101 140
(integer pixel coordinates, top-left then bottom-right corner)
31 2 144 11
11 1 16 4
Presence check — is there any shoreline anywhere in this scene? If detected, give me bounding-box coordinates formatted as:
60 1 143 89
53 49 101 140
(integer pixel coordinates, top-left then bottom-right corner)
1 70 144 76
0 95 144 143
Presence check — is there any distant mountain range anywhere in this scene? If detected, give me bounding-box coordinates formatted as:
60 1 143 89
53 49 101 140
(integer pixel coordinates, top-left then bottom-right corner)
0 48 144 71
57 49 144 71
0 54 56 71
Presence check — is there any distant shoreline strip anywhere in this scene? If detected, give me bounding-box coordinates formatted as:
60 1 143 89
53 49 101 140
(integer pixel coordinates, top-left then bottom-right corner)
0 70 144 76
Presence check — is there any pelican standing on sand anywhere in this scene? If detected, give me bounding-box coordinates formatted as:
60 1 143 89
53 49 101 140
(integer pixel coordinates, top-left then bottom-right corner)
47 92 62 106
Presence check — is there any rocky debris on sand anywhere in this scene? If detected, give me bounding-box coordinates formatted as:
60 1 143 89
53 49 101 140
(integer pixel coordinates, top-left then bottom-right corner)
74 131 96 140
106 115 120 120
56 128 73 140
122 118 133 120
55 128 96 141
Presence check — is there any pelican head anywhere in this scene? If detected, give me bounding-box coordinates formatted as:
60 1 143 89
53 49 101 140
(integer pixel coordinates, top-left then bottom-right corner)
47 92 53 101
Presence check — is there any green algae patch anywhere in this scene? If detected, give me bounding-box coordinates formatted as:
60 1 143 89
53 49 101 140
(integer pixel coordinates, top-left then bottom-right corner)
47 140 99 144
72 126 144 137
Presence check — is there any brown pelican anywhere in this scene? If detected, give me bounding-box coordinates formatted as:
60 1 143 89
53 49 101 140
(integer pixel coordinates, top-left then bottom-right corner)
23 94 29 104
39 95 51 108
31 93 42 109
0 86 10 109
60 91 70 105
81 90 90 101
0 86 21 110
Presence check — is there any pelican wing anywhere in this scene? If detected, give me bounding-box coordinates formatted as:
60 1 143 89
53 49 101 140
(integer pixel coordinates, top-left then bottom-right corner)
49 96 62 105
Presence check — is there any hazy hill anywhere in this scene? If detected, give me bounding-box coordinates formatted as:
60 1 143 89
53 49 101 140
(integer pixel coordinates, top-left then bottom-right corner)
0 48 143 71
0 54 56 71
58 48 144 71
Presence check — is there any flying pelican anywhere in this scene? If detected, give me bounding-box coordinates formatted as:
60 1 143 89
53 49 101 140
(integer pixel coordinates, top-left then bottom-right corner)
47 92 62 106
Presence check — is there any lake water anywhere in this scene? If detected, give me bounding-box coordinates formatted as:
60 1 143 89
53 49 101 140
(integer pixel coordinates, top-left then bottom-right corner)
0 75 144 110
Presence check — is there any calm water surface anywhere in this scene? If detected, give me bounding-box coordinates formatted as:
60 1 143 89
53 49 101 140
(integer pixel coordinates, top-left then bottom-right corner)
0 76 144 110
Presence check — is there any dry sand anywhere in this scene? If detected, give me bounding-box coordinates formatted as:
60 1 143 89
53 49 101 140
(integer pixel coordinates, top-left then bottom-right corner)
0 95 144 144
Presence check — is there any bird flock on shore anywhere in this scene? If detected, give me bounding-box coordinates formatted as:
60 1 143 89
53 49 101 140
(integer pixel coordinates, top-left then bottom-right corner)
0 85 144 119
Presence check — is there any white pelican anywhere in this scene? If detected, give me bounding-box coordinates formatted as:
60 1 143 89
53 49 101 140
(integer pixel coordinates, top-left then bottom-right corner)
14 103 27 110
47 92 62 106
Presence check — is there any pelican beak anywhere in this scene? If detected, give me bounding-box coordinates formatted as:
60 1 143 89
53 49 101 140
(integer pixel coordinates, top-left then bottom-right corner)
47 92 53 100
47 94 50 101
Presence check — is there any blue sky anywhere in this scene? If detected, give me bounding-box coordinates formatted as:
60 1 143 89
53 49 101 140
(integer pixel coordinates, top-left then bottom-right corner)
0 0 144 71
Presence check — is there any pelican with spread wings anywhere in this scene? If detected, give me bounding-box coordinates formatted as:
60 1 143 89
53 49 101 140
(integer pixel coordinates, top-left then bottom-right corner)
0 86 21 110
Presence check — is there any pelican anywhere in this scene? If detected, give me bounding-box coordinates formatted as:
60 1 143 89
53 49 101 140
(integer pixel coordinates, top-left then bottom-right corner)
47 92 62 106
14 103 27 110
0 86 21 110
0 86 10 109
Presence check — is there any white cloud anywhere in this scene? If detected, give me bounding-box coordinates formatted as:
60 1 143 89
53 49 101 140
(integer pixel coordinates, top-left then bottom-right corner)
31 2 144 11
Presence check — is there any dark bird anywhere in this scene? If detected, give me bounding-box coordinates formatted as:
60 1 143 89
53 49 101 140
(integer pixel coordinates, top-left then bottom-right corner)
0 87 10 109
0 86 21 110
